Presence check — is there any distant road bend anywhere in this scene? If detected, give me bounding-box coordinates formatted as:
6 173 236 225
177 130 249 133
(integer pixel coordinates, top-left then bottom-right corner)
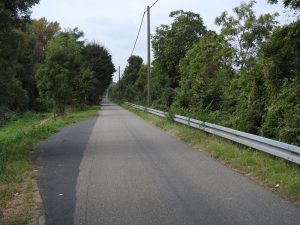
35 101 300 225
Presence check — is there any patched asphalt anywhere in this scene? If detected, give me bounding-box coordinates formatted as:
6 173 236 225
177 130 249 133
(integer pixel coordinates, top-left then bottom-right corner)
34 117 97 225
35 103 300 225
75 103 300 225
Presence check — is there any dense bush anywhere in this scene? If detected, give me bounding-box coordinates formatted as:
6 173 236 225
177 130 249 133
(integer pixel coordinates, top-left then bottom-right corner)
0 107 19 127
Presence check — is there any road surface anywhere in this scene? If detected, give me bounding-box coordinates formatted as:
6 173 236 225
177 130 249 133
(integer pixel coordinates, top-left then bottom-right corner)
35 102 300 225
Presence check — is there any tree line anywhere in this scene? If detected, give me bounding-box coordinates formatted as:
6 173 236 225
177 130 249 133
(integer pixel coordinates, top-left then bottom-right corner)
110 0 300 145
0 0 115 120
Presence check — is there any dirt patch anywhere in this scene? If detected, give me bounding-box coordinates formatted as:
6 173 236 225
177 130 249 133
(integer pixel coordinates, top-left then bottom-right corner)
38 114 65 126
2 189 25 218
1 184 27 224
38 118 51 126
0 172 43 225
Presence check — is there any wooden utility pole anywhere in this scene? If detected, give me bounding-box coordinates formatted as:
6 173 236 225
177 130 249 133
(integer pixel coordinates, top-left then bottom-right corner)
147 6 151 107
118 66 121 100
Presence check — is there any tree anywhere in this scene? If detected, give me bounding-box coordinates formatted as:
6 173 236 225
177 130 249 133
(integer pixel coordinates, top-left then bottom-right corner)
0 0 39 31
215 0 278 72
0 54 28 111
259 20 300 145
268 0 300 10
133 64 147 104
152 10 207 88
14 25 38 109
0 0 40 111
231 19 300 141
213 1 280 133
0 26 38 111
72 68 96 108
36 33 81 115
148 60 174 108
173 32 234 122
119 55 143 101
64 27 85 47
31 18 60 63
82 42 115 104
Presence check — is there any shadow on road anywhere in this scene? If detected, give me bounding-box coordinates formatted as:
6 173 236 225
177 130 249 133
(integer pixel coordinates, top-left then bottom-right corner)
33 118 97 225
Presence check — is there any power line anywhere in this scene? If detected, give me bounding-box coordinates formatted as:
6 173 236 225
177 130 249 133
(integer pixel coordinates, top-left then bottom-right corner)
150 0 160 9
122 10 146 72
123 0 159 73
128 1 160 60
130 10 146 58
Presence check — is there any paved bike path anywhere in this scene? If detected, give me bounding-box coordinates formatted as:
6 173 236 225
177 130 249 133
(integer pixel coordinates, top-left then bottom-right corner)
35 103 300 225
74 103 300 225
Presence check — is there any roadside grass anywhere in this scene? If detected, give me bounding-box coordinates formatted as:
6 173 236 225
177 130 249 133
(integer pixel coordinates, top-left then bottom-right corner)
125 105 300 204
0 106 99 225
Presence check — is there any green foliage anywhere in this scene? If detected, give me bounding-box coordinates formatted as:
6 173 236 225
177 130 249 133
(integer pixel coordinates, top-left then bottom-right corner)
0 14 61 112
268 0 300 10
172 32 234 123
31 18 61 63
216 19 300 144
2 0 294 146
215 0 278 71
260 21 300 97
117 2 299 146
0 0 39 31
133 64 147 104
152 10 207 88
0 27 30 111
72 68 97 108
36 34 115 114
150 61 173 108
259 21 300 144
0 107 18 127
261 84 300 144
1 8 115 114
14 25 41 110
36 33 81 115
119 55 143 101
0 59 28 111
114 10 207 108
82 42 115 104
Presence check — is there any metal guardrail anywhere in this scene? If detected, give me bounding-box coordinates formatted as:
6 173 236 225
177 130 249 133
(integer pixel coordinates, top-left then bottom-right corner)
126 102 300 165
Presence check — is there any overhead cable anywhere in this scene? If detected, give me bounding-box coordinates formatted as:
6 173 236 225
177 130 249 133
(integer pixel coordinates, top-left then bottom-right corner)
150 0 160 9
124 0 159 72
130 10 146 58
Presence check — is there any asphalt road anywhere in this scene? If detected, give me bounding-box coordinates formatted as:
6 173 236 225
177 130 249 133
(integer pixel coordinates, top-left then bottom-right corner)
36 102 300 225
34 117 98 225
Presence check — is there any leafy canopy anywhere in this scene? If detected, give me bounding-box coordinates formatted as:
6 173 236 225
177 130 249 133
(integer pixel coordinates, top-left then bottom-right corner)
0 0 39 30
215 0 278 71
268 0 300 10
36 33 81 114
82 42 116 103
152 10 207 87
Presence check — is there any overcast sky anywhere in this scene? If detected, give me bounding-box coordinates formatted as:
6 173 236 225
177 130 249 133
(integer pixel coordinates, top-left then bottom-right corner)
31 0 293 81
